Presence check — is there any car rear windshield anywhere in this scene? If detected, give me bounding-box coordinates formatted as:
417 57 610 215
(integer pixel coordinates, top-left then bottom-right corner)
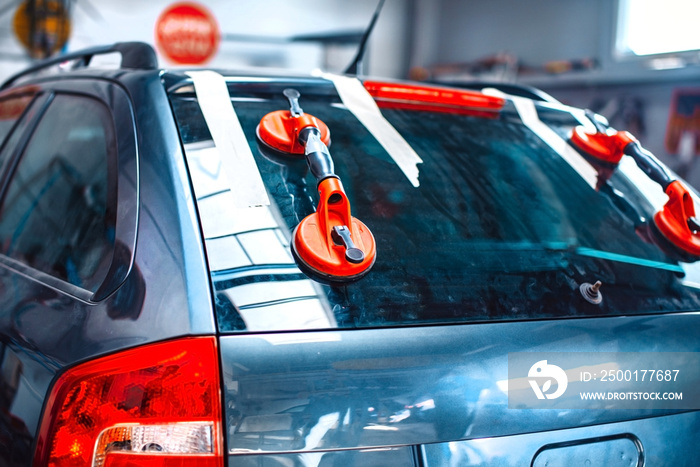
169 78 700 333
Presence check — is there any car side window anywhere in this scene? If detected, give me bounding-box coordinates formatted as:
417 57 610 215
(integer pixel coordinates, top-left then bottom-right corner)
0 94 117 292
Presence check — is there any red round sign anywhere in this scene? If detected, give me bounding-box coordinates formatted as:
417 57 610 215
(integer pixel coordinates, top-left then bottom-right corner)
155 2 220 65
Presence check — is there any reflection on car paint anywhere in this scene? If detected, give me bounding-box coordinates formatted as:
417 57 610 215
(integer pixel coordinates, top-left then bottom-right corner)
228 446 415 467
220 312 700 456
183 141 335 331
0 341 55 465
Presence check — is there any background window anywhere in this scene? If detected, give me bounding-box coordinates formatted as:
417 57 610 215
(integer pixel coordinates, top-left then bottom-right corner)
616 0 700 56
0 94 117 291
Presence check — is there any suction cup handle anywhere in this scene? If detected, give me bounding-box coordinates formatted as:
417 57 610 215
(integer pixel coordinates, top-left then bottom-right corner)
332 225 365 263
624 142 673 190
585 109 607 133
280 88 377 281
300 126 335 182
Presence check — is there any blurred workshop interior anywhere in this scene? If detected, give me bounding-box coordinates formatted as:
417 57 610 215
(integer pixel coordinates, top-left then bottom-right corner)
1 0 699 186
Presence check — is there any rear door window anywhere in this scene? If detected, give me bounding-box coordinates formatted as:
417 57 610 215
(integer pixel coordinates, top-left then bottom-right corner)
0 93 117 292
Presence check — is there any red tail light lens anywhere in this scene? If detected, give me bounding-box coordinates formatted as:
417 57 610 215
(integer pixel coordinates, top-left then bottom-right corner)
363 80 504 117
34 337 223 467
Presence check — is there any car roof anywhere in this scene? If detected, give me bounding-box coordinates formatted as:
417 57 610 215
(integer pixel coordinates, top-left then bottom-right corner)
1 41 556 109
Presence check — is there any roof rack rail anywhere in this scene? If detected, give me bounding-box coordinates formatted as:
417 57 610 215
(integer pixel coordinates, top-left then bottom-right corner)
0 41 158 91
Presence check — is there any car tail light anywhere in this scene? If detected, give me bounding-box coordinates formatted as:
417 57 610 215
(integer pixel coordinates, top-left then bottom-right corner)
363 80 505 117
33 337 223 467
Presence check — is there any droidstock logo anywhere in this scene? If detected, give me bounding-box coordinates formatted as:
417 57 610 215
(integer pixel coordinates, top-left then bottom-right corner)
528 360 568 400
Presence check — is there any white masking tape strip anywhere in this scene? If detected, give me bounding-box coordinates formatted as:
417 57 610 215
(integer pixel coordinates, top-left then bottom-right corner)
513 96 598 190
484 88 598 190
187 71 270 208
322 73 423 187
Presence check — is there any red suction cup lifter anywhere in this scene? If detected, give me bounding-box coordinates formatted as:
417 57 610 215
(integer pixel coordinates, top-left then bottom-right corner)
570 125 636 165
572 113 700 259
654 181 700 257
258 88 376 282
620 140 700 257
257 88 330 155
258 111 330 155
293 177 376 282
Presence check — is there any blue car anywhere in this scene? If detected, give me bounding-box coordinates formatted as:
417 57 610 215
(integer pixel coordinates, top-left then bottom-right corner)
0 41 697 466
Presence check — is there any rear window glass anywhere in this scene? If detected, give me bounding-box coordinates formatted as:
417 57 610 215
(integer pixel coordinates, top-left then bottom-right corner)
170 83 700 333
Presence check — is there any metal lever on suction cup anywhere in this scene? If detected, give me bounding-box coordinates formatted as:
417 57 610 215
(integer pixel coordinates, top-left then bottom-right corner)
284 88 303 117
332 225 365 263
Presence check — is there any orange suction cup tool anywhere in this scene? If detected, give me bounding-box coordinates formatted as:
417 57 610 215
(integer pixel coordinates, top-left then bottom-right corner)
573 112 700 260
292 177 376 283
258 88 376 283
257 89 330 156
653 181 700 258
570 113 638 189
621 140 700 258
570 125 636 165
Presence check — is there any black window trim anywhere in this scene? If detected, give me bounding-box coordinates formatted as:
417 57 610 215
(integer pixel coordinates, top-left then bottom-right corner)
0 80 139 304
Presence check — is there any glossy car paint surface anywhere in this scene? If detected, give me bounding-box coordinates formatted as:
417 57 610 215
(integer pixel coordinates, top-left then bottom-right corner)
0 70 213 464
220 313 700 456
0 58 696 466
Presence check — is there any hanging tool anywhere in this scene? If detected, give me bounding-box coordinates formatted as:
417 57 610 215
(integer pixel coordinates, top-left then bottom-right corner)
257 89 376 283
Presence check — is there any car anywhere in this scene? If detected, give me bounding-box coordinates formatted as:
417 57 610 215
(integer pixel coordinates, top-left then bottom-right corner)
0 40 698 466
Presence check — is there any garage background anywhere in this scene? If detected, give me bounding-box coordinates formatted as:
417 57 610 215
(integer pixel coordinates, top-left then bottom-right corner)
1 0 699 186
